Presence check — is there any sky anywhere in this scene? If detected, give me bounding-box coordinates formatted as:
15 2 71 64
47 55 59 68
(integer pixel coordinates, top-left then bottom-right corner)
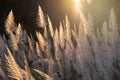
0 0 120 34
41 0 119 27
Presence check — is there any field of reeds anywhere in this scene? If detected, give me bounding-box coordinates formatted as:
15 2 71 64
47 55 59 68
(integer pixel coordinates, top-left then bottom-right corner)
0 6 120 80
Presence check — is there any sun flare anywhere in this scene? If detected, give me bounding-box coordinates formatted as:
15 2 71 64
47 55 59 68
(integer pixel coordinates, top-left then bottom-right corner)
73 0 81 10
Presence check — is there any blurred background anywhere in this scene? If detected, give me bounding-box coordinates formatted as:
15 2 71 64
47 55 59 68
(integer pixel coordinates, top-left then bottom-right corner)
0 0 119 34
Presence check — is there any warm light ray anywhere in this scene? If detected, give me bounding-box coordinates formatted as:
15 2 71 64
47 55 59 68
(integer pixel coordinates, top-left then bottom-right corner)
73 0 81 10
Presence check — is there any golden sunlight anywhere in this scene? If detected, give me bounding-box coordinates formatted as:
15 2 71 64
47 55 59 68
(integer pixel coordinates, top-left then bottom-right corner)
73 0 81 10
86 0 93 4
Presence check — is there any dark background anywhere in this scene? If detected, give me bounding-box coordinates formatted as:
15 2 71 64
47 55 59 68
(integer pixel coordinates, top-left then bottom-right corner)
0 0 120 35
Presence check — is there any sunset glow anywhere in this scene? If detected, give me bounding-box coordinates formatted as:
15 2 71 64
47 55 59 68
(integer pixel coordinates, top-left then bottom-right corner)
73 0 81 10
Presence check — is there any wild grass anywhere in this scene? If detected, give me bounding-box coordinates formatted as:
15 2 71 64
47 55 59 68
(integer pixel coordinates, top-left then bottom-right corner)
0 6 120 80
